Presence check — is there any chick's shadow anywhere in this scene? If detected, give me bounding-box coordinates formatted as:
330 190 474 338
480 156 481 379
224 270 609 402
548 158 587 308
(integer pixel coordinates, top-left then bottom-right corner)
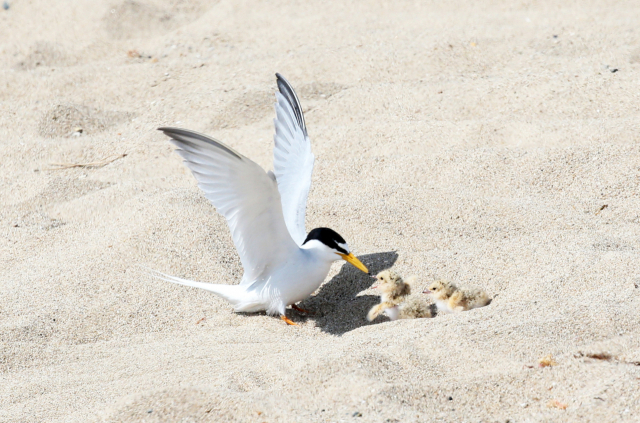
297 251 398 335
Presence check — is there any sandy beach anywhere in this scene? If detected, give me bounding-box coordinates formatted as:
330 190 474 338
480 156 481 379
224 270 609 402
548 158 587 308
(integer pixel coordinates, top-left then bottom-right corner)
1 0 640 421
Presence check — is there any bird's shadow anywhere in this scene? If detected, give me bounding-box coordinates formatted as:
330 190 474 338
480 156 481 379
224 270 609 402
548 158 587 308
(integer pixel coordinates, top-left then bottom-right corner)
296 251 398 335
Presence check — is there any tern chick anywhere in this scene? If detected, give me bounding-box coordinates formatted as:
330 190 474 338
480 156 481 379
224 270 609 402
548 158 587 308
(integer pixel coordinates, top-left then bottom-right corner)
367 270 431 321
424 279 489 313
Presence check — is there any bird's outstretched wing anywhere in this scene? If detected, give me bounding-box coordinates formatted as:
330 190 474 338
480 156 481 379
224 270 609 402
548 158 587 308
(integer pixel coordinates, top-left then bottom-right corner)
159 127 299 285
272 73 315 246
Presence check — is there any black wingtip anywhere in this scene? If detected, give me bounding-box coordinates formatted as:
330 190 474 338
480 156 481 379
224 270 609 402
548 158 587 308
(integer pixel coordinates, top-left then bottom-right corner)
275 72 288 85
158 126 179 134
156 126 243 160
274 73 307 136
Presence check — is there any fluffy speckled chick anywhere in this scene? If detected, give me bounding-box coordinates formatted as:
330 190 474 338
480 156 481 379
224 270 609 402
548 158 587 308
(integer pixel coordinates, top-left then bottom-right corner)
391 296 432 320
367 270 431 321
424 280 489 313
367 270 409 321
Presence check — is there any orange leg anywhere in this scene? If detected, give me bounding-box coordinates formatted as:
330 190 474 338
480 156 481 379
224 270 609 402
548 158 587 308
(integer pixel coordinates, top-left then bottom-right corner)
291 304 311 314
280 315 298 326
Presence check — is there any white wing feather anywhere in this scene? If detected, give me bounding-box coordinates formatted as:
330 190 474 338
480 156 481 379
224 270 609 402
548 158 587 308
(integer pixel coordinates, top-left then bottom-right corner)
159 127 299 285
272 74 315 246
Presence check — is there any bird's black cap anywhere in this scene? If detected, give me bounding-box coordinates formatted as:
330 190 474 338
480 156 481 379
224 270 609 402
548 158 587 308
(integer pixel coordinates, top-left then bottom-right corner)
302 227 348 254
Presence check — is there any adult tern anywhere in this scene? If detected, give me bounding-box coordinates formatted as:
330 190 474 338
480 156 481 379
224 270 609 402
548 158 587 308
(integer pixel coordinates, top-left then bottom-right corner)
156 74 369 325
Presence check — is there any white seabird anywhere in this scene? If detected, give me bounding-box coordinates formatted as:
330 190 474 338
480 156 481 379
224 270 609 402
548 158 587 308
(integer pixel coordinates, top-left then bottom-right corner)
156 73 369 325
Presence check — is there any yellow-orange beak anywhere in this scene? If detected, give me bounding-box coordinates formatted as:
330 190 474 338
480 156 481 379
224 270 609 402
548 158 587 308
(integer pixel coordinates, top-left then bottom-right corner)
338 252 369 274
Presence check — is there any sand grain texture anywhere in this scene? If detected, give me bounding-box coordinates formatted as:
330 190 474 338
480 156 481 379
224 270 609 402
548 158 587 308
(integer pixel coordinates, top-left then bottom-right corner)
1 0 640 422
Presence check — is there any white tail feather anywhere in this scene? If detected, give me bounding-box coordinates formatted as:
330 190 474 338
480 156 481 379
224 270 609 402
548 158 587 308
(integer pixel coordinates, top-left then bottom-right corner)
146 268 246 306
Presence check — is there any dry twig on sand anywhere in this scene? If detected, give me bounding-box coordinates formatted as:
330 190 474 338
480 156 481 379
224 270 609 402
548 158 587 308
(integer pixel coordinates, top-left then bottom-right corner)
49 153 127 170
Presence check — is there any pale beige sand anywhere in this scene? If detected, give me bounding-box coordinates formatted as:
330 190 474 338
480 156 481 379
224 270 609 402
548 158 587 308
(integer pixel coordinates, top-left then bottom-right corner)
2 0 640 421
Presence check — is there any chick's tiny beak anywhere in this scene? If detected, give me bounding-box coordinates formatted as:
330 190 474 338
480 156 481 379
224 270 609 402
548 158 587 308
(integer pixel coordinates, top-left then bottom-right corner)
338 253 369 273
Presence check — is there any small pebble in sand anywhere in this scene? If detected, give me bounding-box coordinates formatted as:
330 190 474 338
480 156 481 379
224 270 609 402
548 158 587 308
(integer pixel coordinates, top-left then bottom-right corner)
424 280 489 313
538 354 558 367
367 270 431 321
547 399 567 410
2 2 8 10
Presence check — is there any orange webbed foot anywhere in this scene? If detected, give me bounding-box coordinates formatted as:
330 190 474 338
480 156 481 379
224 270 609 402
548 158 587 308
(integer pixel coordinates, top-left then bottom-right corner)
291 304 311 314
280 315 298 326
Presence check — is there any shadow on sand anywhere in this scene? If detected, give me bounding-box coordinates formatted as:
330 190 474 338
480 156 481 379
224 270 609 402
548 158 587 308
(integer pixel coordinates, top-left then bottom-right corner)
295 251 398 335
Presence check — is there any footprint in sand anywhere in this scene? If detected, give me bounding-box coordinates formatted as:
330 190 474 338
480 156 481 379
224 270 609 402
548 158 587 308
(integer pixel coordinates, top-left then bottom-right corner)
38 104 134 138
102 0 212 39
210 82 345 130
13 41 70 70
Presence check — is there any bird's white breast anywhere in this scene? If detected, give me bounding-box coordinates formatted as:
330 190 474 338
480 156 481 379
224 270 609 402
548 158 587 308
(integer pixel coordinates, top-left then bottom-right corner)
256 247 333 310
435 300 451 313
384 306 400 321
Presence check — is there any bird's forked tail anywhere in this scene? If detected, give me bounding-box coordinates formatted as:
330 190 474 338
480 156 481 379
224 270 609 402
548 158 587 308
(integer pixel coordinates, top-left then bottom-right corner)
147 268 246 306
